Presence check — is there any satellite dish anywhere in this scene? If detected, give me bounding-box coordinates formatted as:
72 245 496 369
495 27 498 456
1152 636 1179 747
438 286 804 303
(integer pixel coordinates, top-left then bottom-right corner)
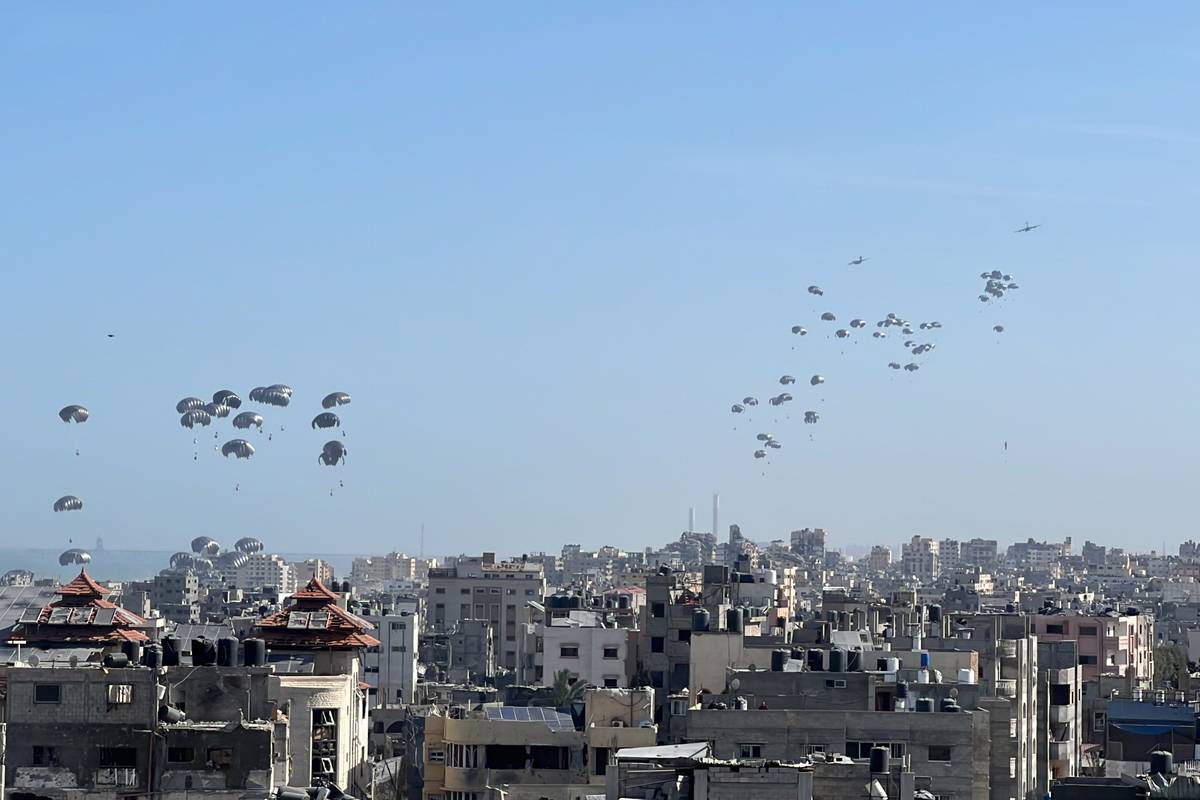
68 654 79 668
27 654 40 667
729 678 741 692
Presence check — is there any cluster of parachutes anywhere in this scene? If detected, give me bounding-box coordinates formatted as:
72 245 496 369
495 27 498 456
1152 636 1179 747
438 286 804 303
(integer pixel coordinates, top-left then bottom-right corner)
977 269 1020 335
167 535 265 574
53 406 91 563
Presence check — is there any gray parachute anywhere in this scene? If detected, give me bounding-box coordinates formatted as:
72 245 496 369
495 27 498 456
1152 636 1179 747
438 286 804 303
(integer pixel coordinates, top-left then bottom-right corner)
321 392 352 409
791 325 807 335
235 536 264 554
779 375 796 385
804 411 820 424
212 390 242 410
835 329 849 338
221 439 255 459
753 449 767 459
58 548 91 566
53 495 83 512
742 397 759 407
180 410 212 429
214 551 249 570
312 412 341 430
810 375 824 386
731 404 745 414
203 402 232 419
993 325 1005 333
320 440 348 466
58 405 89 424
176 397 205 414
807 286 824 296
232 411 264 430
820 312 836 322
190 536 221 556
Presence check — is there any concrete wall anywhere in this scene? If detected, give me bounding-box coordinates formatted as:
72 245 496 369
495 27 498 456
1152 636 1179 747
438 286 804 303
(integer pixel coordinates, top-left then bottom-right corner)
542 624 630 689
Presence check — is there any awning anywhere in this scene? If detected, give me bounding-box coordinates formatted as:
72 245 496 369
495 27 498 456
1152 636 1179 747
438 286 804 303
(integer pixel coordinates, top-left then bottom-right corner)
1111 722 1183 736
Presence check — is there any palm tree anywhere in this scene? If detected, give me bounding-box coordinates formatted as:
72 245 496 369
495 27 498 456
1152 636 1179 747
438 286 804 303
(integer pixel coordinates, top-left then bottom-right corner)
535 669 588 709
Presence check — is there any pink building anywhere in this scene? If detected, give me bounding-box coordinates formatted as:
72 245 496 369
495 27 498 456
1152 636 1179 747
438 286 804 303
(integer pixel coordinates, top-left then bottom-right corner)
1032 611 1153 683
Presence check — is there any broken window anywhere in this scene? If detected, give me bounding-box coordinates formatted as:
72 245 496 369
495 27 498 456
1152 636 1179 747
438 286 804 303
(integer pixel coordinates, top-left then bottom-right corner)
167 747 195 764
485 745 526 770
33 684 61 704
530 746 568 770
99 747 138 767
33 746 60 766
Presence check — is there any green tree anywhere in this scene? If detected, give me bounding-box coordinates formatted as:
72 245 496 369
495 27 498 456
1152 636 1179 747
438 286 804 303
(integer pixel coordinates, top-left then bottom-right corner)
1154 645 1187 689
535 669 587 709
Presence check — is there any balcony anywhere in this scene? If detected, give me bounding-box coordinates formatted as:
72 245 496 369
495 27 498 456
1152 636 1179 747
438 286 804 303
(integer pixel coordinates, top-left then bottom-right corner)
997 679 1018 698
94 768 140 788
998 640 1018 660
1050 705 1073 724
1048 741 1073 762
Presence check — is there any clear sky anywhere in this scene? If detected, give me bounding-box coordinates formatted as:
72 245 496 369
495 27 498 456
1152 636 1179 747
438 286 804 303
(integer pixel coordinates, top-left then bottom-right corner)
3 4 1198 559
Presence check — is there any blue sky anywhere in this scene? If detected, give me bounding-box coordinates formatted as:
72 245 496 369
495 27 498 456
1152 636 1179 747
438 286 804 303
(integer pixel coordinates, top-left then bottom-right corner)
3 5 1198 559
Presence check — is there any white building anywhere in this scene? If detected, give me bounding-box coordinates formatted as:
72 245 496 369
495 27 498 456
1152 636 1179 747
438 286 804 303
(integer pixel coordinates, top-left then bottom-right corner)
901 536 940 583
868 545 891 573
361 610 419 707
233 553 296 595
540 611 631 689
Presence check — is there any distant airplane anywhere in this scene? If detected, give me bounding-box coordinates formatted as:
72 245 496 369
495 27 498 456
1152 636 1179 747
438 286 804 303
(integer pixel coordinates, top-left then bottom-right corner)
848 256 867 266
1014 222 1040 233
106 333 115 338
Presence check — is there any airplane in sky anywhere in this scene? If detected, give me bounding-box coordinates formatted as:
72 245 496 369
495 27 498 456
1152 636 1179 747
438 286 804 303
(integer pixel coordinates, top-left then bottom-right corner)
848 256 867 266
1014 222 1041 233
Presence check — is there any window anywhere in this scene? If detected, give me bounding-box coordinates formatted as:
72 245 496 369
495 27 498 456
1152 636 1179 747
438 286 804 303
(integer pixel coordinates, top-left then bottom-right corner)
1050 684 1071 705
604 677 619 688
678 629 691 643
594 746 609 776
603 646 619 659
928 745 951 763
506 589 515 595
650 671 665 689
34 684 61 704
33 746 59 766
525 589 536 596
461 588 470 594
739 743 764 759
825 679 847 689
447 743 479 768
107 684 134 704
805 745 826 756
651 602 665 618
365 665 379 673
486 744 525 769
530 745 569 770
1107 654 1117 666
1106 625 1116 637
167 747 195 764
1079 655 1098 665
391 645 407 652
99 747 138 767
428 749 445 764
1009 757 1017 779
208 747 233 769
490 588 500 594
559 645 579 658
1009 718 1018 738
651 637 665 653
1080 626 1097 636
435 587 446 594
1045 624 1065 635
391 621 407 630
1094 712 1107 732
846 742 905 759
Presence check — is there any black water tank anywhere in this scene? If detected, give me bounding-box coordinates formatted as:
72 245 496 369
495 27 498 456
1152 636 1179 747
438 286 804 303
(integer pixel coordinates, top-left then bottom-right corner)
121 640 143 665
838 611 849 631
143 644 163 669
217 636 239 667
159 705 186 724
928 604 942 625
342 580 351 593
102 652 129 668
244 637 267 667
162 635 181 666
725 608 743 634
940 697 957 712
771 649 790 672
192 637 217 666
791 648 805 660
896 682 909 700
847 650 861 672
869 745 890 774
828 648 845 673
915 697 935 712
692 608 711 632
807 648 824 672
1151 750 1174 775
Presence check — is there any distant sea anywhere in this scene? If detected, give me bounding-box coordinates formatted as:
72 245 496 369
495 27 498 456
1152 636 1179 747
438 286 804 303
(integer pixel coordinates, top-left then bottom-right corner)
0 547 359 584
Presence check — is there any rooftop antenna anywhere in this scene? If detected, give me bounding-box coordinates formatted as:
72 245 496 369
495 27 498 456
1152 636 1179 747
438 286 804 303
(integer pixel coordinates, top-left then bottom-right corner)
688 507 695 533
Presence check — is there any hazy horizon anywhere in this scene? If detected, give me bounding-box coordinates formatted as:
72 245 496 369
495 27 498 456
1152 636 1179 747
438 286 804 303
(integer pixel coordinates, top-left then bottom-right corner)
3 5 1198 556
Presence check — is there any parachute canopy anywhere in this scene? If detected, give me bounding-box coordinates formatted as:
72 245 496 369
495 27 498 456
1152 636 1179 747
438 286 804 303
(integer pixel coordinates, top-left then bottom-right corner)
320 440 348 466
810 375 824 386
232 411 264 430
807 286 823 296
235 536 264 554
322 392 352 409
58 548 91 566
820 312 836 321
779 375 796 385
180 410 212 429
731 404 745 414
53 495 83 512
221 439 255 459
176 397 205 414
212 390 242 409
191 536 220 556
203 402 231 419
791 325 807 335
58 405 89 424
312 412 341 430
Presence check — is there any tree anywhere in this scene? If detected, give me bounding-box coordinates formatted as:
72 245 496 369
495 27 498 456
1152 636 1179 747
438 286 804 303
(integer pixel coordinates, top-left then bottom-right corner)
1154 645 1187 689
535 669 587 709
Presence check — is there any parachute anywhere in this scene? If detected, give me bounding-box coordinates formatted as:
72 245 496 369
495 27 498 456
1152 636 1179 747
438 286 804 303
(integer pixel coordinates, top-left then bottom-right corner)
180 410 212 429
322 392 352 409
235 536 264 554
266 384 294 397
756 433 773 442
993 325 1005 333
731 404 745 414
807 286 823 296
232 411 264 430
873 331 887 339
58 405 89 424
53 495 83 512
753 450 767 459
221 439 255 459
765 440 782 449
904 363 920 372
804 411 819 424
850 319 866 329
190 536 221 556
176 397 205 414
320 440 348 466
212 390 242 409
835 329 849 338
820 312 836 321
810 375 824 386
58 548 91 566
742 397 759 407
214 551 249 570
779 375 796 385
791 325 807 335
203 402 232 419
312 412 341 430
888 362 902 370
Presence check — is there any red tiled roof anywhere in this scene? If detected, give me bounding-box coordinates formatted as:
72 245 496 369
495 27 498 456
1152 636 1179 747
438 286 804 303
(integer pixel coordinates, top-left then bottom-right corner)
253 579 379 650
5 569 148 645
291 577 340 601
58 570 111 598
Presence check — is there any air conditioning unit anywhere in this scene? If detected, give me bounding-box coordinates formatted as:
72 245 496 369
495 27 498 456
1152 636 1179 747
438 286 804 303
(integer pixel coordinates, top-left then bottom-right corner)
610 720 626 728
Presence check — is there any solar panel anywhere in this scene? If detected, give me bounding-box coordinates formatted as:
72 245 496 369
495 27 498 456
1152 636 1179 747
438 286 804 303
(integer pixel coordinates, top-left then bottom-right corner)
48 608 71 624
68 608 94 625
287 611 310 629
308 611 330 630
18 607 44 624
483 706 573 730
93 608 117 626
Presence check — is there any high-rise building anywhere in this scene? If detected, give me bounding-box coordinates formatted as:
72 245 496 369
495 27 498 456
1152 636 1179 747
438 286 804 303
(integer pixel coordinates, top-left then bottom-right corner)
900 535 940 582
232 553 296 595
939 539 961 574
790 528 826 564
868 545 892 573
961 538 998 567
